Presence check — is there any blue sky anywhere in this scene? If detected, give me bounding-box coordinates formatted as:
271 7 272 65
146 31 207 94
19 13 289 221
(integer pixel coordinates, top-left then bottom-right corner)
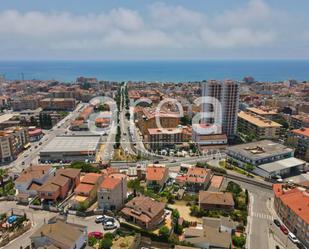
0 0 308 60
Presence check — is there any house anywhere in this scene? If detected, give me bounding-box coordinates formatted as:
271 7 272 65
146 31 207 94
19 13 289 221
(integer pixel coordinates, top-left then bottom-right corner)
176 167 212 192
121 196 165 229
146 164 169 189
98 173 127 211
15 165 55 198
286 127 309 161
273 184 309 248
38 168 81 202
71 173 103 209
199 191 234 211
202 217 236 234
183 217 233 249
30 219 87 249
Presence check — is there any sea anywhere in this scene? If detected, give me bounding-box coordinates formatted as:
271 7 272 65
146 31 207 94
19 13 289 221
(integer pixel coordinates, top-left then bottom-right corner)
0 59 308 83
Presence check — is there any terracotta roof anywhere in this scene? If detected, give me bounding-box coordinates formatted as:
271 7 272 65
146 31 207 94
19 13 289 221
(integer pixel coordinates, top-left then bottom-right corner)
291 127 309 138
15 165 52 183
74 183 94 194
100 176 121 190
27 182 42 191
273 184 309 224
146 165 168 182
38 182 59 192
58 168 81 179
199 191 234 207
121 196 165 223
176 167 211 184
81 173 101 185
51 175 70 187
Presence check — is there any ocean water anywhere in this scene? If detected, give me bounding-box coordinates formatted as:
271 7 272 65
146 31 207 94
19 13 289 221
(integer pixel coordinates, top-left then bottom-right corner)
0 60 308 83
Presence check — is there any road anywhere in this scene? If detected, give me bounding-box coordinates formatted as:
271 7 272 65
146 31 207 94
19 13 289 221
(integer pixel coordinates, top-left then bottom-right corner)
4 103 86 173
119 84 136 156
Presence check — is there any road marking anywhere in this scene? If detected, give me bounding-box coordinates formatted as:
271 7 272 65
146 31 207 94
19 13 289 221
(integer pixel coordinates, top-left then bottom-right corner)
252 212 273 220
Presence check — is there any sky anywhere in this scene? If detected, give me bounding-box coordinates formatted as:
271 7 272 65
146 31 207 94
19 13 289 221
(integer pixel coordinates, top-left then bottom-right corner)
0 0 308 60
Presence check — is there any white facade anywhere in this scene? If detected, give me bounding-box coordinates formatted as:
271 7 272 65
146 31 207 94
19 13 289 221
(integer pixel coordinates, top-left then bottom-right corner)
202 80 239 138
98 176 127 211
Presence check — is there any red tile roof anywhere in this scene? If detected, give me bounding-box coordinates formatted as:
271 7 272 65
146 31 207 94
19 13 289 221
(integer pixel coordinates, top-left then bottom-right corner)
100 176 121 190
146 165 168 181
176 167 211 184
291 127 309 138
81 173 101 185
273 184 309 224
75 183 94 194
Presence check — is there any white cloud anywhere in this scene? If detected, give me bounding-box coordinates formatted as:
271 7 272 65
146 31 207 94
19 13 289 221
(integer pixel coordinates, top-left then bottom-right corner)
0 0 305 59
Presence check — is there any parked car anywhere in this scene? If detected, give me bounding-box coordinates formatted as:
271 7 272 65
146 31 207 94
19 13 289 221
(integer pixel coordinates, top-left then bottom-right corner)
280 224 289 235
288 232 300 244
273 219 281 227
95 215 106 224
88 231 103 239
103 221 117 230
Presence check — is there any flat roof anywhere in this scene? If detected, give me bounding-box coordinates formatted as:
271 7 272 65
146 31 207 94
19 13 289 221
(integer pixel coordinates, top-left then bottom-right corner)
258 157 305 173
227 140 294 160
41 135 100 153
247 107 277 115
238 111 281 128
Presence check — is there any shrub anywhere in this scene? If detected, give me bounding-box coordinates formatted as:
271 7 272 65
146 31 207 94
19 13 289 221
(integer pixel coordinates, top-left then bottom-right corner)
159 226 170 239
232 234 246 248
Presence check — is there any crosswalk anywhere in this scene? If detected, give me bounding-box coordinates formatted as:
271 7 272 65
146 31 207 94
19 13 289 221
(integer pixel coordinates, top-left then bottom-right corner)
252 212 273 220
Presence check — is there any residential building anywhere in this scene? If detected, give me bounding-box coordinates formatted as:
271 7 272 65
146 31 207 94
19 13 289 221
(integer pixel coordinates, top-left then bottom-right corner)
38 168 81 202
0 126 29 163
237 111 282 140
72 173 103 209
135 107 180 135
192 124 227 149
28 126 43 142
290 115 309 129
12 96 42 111
40 98 76 111
273 184 309 248
30 219 87 249
98 173 127 211
246 107 278 120
146 164 169 189
176 167 212 192
15 165 55 198
39 111 63 129
70 105 93 131
183 217 233 249
40 135 101 163
226 140 305 179
202 80 239 139
121 196 165 229
286 127 309 161
199 191 234 211
145 126 191 150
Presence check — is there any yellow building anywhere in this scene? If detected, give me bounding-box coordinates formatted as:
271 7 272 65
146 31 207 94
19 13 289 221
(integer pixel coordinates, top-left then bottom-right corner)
238 111 282 140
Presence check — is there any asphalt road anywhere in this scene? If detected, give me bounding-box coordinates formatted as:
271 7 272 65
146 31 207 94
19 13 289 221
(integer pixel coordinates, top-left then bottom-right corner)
4 103 86 173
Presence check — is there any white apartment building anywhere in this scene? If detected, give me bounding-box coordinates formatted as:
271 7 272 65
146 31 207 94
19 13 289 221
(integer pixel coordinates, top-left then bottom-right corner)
202 80 239 139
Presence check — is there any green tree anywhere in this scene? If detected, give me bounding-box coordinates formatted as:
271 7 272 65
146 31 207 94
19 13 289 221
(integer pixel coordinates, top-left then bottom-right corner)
244 163 254 171
232 234 246 247
180 116 191 125
159 226 170 239
0 169 7 193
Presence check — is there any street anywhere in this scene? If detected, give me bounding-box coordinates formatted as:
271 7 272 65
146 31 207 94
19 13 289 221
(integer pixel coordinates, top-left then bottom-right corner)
3 103 86 173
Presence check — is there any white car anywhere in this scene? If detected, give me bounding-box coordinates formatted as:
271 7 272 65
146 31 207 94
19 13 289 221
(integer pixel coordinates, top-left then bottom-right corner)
288 232 300 244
